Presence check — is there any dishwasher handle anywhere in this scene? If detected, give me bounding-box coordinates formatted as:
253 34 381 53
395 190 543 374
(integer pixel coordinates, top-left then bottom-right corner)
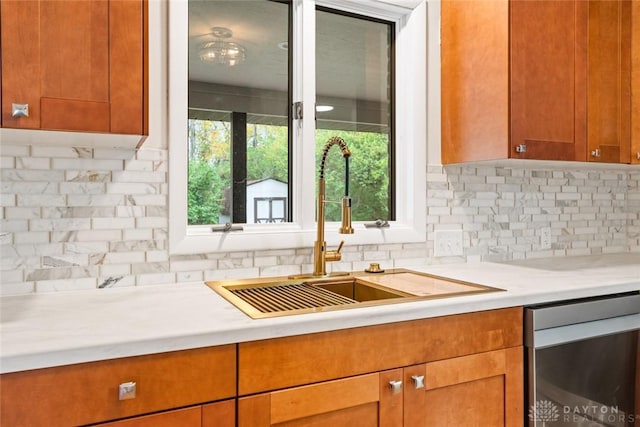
525 313 640 349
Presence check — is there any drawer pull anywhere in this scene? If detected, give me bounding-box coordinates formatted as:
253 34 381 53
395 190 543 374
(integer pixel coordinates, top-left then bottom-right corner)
514 144 526 154
388 380 402 394
12 103 29 118
411 375 425 389
118 381 137 400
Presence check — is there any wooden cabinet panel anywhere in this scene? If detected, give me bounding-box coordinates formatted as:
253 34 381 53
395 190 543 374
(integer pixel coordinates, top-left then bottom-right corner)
632 0 640 164
442 0 635 164
0 0 147 135
94 400 236 427
441 0 509 163
109 0 147 135
238 307 522 395
424 375 504 426
510 1 587 162
0 345 236 427
405 347 523 427
202 399 236 427
238 346 524 427
1 0 45 130
587 0 631 163
238 370 403 427
93 407 202 427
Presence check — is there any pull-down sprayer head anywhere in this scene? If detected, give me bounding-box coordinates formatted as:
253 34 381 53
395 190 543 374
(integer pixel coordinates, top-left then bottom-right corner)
319 136 353 235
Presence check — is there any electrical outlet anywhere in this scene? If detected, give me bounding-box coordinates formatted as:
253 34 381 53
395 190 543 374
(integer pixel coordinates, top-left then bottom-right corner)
434 230 463 257
540 227 551 250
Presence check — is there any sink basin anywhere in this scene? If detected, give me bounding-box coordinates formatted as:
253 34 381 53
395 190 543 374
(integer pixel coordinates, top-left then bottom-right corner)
206 269 502 319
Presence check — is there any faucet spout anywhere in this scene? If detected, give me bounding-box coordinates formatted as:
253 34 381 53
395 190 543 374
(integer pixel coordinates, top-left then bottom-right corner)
313 136 354 277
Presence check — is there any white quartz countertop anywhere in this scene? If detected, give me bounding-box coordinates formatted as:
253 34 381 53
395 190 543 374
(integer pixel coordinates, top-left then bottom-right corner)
1 253 639 374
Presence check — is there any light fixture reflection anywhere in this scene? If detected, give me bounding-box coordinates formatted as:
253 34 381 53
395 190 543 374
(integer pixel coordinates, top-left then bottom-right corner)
199 27 246 66
316 105 334 112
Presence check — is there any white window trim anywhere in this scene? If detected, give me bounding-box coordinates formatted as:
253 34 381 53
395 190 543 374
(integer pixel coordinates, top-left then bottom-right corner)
168 0 426 255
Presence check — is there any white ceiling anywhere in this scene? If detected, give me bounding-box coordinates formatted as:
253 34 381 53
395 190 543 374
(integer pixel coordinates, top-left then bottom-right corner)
187 1 391 102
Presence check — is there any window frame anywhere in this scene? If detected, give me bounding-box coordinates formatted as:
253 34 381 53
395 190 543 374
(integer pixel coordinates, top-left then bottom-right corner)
168 0 426 255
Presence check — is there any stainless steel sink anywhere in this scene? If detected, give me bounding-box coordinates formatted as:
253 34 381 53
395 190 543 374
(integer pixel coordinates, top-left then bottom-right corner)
206 269 502 319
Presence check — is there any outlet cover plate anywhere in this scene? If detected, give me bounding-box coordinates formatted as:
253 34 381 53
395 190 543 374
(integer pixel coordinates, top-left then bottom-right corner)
434 230 463 257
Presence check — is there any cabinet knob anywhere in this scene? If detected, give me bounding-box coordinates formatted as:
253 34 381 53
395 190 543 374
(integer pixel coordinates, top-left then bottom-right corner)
118 381 136 400
514 144 527 154
411 375 425 389
11 103 29 118
591 149 601 158
388 380 403 395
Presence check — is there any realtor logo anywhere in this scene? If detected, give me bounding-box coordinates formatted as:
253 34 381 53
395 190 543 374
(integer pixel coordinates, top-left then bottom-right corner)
529 400 560 426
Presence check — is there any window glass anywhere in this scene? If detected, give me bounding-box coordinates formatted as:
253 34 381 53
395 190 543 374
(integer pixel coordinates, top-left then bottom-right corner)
316 9 393 222
172 0 426 255
187 0 290 225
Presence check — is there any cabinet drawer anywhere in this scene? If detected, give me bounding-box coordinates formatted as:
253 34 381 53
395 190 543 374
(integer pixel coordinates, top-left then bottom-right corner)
0 345 236 427
93 407 202 427
239 307 522 394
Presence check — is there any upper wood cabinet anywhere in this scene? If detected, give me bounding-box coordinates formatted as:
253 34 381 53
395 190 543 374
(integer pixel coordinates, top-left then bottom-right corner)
632 0 640 164
587 1 631 163
0 0 148 137
441 0 632 165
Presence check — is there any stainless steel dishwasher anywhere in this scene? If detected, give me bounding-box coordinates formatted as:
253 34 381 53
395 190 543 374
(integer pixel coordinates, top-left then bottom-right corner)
525 292 640 427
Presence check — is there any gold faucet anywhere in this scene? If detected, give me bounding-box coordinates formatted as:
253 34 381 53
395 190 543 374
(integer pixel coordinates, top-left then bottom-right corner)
312 136 354 276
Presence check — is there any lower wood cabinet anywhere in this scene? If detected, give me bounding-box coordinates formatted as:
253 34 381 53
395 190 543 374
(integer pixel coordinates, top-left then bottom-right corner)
239 371 401 426
238 347 522 427
0 308 524 427
238 307 524 427
0 345 236 427
411 347 522 427
94 407 202 427
94 400 235 427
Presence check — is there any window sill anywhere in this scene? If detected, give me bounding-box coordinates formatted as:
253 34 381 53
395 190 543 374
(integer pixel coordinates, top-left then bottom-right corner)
169 222 426 255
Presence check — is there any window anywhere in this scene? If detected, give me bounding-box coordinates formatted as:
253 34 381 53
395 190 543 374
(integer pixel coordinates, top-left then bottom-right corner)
169 0 426 254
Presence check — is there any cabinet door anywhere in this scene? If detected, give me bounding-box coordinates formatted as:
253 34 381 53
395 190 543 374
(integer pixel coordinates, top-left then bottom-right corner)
238 370 403 427
632 0 640 164
510 0 588 161
0 0 145 134
587 0 632 163
441 0 510 164
96 400 237 427
404 347 523 427
203 399 236 427
93 407 201 427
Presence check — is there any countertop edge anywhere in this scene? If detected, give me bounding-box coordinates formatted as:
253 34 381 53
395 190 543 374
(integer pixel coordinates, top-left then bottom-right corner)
2 256 639 374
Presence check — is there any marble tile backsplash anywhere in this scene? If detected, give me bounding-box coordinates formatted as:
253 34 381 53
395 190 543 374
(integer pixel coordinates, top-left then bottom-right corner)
1 144 638 295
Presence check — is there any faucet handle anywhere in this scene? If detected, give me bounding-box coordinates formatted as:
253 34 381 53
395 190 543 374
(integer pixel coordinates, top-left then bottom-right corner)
325 240 344 262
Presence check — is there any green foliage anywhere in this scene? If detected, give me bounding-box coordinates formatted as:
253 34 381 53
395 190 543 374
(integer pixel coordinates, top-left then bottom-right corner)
316 129 390 222
246 124 288 182
187 117 391 225
188 160 224 225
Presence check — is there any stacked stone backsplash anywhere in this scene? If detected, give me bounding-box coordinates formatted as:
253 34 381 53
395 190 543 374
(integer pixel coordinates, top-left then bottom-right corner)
0 144 638 295
427 164 638 263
